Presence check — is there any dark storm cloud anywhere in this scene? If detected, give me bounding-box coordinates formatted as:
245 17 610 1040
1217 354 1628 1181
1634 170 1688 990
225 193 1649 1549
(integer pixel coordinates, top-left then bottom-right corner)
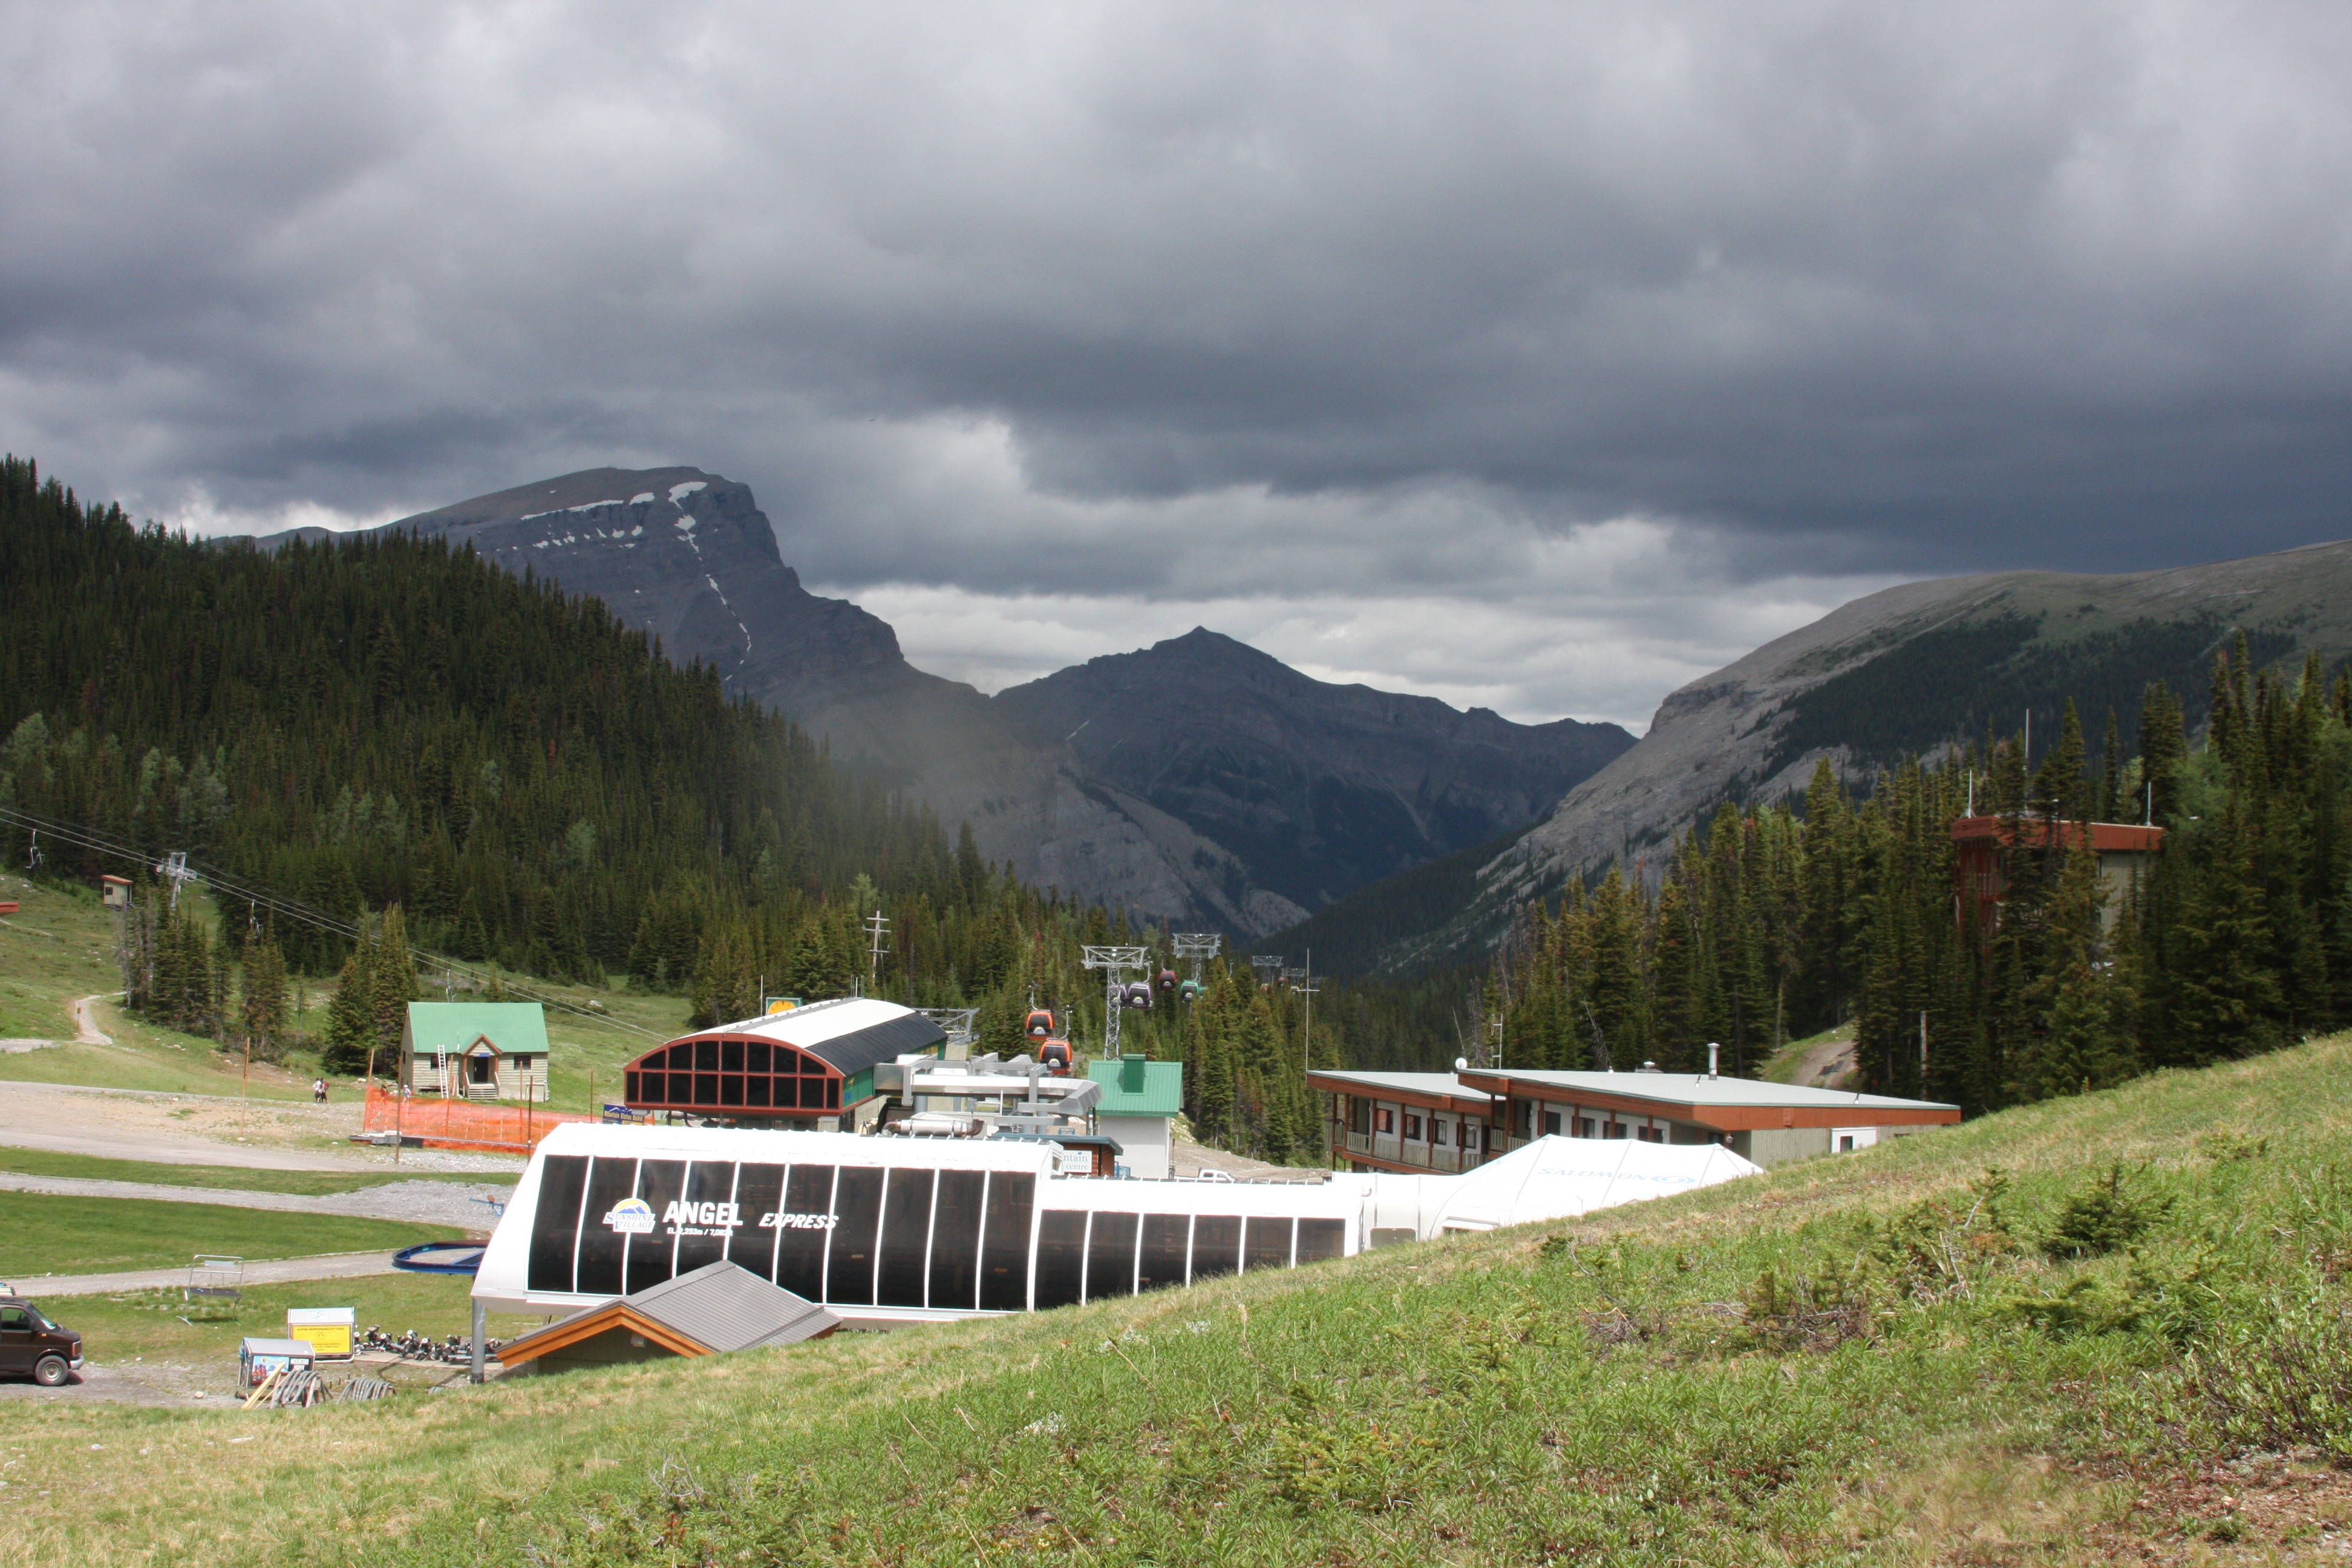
4 1 2350 721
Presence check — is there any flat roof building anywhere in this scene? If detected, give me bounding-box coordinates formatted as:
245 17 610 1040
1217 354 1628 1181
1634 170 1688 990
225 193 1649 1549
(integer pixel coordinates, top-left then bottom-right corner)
1313 1066 1959 1172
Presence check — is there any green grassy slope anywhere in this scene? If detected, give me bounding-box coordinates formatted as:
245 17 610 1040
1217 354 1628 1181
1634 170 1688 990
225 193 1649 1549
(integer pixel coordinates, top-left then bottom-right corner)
0 1194 460 1278
7 1034 2352 1564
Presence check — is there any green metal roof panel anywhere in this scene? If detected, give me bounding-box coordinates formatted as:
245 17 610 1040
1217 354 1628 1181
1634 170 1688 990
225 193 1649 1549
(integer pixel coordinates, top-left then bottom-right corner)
1086 1056 1183 1116
405 1002 550 1056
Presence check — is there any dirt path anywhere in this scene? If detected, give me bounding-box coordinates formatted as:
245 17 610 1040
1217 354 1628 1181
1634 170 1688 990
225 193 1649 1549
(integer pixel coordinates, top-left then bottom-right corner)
7 1249 430 1300
0 1171 509 1229
0 1081 525 1174
1788 1034 1858 1089
71 993 113 1045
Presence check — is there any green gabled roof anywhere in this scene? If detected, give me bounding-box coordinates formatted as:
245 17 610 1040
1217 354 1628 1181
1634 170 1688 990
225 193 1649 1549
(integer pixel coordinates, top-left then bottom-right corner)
1086 1054 1183 1117
405 1001 550 1056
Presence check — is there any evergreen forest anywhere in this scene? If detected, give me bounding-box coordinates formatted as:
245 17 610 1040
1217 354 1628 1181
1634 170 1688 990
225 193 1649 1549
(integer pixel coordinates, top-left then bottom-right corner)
1486 638 2352 1116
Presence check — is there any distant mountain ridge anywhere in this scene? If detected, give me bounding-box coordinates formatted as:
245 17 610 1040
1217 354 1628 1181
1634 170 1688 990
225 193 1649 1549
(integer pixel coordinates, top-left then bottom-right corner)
993 629 1631 915
1334 535 2352 975
255 466 1632 935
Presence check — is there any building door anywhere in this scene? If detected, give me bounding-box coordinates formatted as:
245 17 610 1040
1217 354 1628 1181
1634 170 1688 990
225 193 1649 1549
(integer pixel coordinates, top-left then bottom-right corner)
469 1051 497 1086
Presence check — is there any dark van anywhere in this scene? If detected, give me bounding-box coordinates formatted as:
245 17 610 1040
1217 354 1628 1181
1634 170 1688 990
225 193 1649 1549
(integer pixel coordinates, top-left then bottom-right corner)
0 1296 83 1387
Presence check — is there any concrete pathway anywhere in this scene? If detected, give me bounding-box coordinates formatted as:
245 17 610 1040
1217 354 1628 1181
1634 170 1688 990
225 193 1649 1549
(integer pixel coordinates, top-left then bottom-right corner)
10 1250 415 1299
0 1170 509 1228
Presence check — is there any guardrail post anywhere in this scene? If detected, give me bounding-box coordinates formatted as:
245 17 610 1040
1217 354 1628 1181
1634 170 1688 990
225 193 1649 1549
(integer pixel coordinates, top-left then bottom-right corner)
470 1298 486 1385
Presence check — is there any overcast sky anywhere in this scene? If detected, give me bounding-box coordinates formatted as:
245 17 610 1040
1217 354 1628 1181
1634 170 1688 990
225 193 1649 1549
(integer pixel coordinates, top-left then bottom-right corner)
6 2 2349 729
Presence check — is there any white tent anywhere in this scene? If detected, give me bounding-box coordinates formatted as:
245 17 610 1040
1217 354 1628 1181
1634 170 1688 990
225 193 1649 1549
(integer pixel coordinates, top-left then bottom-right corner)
1420 1135 1762 1236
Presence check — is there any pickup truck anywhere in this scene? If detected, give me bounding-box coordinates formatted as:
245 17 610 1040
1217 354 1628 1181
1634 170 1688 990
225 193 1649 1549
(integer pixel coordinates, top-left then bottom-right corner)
0 1295 83 1387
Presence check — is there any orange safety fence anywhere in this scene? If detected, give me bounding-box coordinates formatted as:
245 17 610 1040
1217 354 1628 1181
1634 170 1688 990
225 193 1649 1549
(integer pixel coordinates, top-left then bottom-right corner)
361 1083 592 1154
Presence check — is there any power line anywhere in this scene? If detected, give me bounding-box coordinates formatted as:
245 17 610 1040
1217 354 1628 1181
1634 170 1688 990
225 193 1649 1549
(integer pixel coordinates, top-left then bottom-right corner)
0 803 661 1039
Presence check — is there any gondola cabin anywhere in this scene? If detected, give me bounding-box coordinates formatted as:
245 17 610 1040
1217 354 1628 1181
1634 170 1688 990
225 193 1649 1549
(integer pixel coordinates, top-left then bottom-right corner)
1024 1008 1056 1039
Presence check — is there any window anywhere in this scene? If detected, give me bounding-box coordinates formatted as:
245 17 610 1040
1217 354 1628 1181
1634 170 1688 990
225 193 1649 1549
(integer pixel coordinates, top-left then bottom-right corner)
875 1169 935 1308
729 1162 788 1281
1575 1117 1596 1138
527 1154 591 1295
1430 1120 1448 1146
1243 1217 1294 1272
1639 1125 1664 1143
1138 1214 1191 1292
1460 1123 1480 1153
1191 1215 1242 1281
1296 1218 1345 1264
1402 1114 1423 1142
1374 1109 1395 1135
1511 1100 1532 1138
1347 1098 1371 1135
825 1168 884 1306
1085 1212 1138 1302
978 1172 1035 1312
1033 1210 1088 1308
774 1165 834 1299
1543 1111 1563 1137
927 1169 986 1310
625 1159 688 1295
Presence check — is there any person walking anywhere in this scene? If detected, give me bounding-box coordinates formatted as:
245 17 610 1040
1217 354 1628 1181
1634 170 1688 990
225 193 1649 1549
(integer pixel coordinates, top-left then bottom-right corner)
312 1077 327 1103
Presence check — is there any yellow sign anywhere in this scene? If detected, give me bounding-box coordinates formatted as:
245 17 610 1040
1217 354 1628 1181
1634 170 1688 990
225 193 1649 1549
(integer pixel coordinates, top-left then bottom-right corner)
766 998 799 1014
286 1307 355 1360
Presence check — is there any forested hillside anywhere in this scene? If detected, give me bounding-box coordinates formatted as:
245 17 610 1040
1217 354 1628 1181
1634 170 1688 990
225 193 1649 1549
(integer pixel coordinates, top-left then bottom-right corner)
0 457 1443 1160
1486 638 2352 1116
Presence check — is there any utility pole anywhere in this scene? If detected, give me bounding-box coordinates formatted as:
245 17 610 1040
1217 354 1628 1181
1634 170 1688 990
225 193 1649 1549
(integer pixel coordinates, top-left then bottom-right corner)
1079 945 1149 1057
1296 949 1318 1079
1918 1010 1929 1094
863 910 890 998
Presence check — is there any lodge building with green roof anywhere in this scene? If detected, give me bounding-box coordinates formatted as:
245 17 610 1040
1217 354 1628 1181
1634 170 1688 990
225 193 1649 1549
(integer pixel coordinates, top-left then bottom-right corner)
404 1001 552 1102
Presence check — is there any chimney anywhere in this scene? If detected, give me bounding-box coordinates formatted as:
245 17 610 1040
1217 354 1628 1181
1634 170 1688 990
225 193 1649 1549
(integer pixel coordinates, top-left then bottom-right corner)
1707 1042 1720 1079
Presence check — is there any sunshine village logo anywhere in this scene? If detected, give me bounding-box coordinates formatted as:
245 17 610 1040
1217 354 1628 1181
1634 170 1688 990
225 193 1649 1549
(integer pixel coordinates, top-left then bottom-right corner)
602 1197 657 1235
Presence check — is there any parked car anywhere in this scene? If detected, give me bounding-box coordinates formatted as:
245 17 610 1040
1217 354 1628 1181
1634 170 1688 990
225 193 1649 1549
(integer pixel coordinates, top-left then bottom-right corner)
0 1296 83 1387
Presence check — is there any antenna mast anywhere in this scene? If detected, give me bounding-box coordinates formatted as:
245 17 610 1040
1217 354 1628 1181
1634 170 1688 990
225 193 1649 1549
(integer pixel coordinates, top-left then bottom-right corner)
862 909 890 998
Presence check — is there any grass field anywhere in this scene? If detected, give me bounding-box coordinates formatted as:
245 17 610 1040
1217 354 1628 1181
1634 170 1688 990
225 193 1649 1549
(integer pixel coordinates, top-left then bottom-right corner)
28 1272 550 1376
0 1193 459 1278
0 1148 497 1197
4 1032 2350 1563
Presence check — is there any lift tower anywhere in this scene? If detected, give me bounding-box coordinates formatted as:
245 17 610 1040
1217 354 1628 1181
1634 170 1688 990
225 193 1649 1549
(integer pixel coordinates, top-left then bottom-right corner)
1079 945 1151 1057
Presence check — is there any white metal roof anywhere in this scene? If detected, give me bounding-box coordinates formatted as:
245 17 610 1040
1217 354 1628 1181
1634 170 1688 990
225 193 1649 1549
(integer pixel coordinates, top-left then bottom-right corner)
1472 1068 1957 1113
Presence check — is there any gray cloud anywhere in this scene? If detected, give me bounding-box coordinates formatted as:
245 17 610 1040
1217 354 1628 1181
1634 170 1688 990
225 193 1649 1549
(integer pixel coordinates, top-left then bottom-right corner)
4 0 2349 724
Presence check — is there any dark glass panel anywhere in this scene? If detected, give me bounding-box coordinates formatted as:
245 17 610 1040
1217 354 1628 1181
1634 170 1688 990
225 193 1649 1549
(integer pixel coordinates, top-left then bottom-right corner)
694 1073 719 1105
799 1078 825 1109
1191 1216 1241 1282
1085 1212 1138 1302
667 1044 691 1070
720 1076 744 1107
1296 1218 1345 1265
826 1080 840 1109
746 1076 771 1108
928 1170 985 1311
1243 1217 1294 1273
640 1071 665 1103
526 1154 589 1294
730 1163 787 1281
622 1071 639 1103
774 1165 834 1298
875 1169 934 1308
695 1040 719 1072
979 1172 1034 1312
673 1160 740 1276
721 1041 744 1073
1137 1214 1189 1294
1033 1210 1087 1309
826 1167 883 1306
748 1042 771 1074
573 1157 642 1296
626 1160 688 1294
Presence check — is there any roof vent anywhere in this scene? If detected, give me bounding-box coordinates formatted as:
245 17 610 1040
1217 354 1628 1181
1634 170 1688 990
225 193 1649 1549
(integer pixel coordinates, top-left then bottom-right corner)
1707 1042 1720 1079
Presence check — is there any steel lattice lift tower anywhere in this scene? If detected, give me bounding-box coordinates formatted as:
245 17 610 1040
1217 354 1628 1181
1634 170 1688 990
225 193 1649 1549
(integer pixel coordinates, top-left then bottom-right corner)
1079 944 1151 1056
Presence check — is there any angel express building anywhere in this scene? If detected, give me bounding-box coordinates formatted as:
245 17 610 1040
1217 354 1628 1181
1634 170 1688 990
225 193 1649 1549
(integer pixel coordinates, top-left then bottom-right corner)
1310 1066 1959 1175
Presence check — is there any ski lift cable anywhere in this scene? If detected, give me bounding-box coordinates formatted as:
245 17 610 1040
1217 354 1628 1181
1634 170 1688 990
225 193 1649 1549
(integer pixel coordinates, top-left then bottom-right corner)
0 804 661 1039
